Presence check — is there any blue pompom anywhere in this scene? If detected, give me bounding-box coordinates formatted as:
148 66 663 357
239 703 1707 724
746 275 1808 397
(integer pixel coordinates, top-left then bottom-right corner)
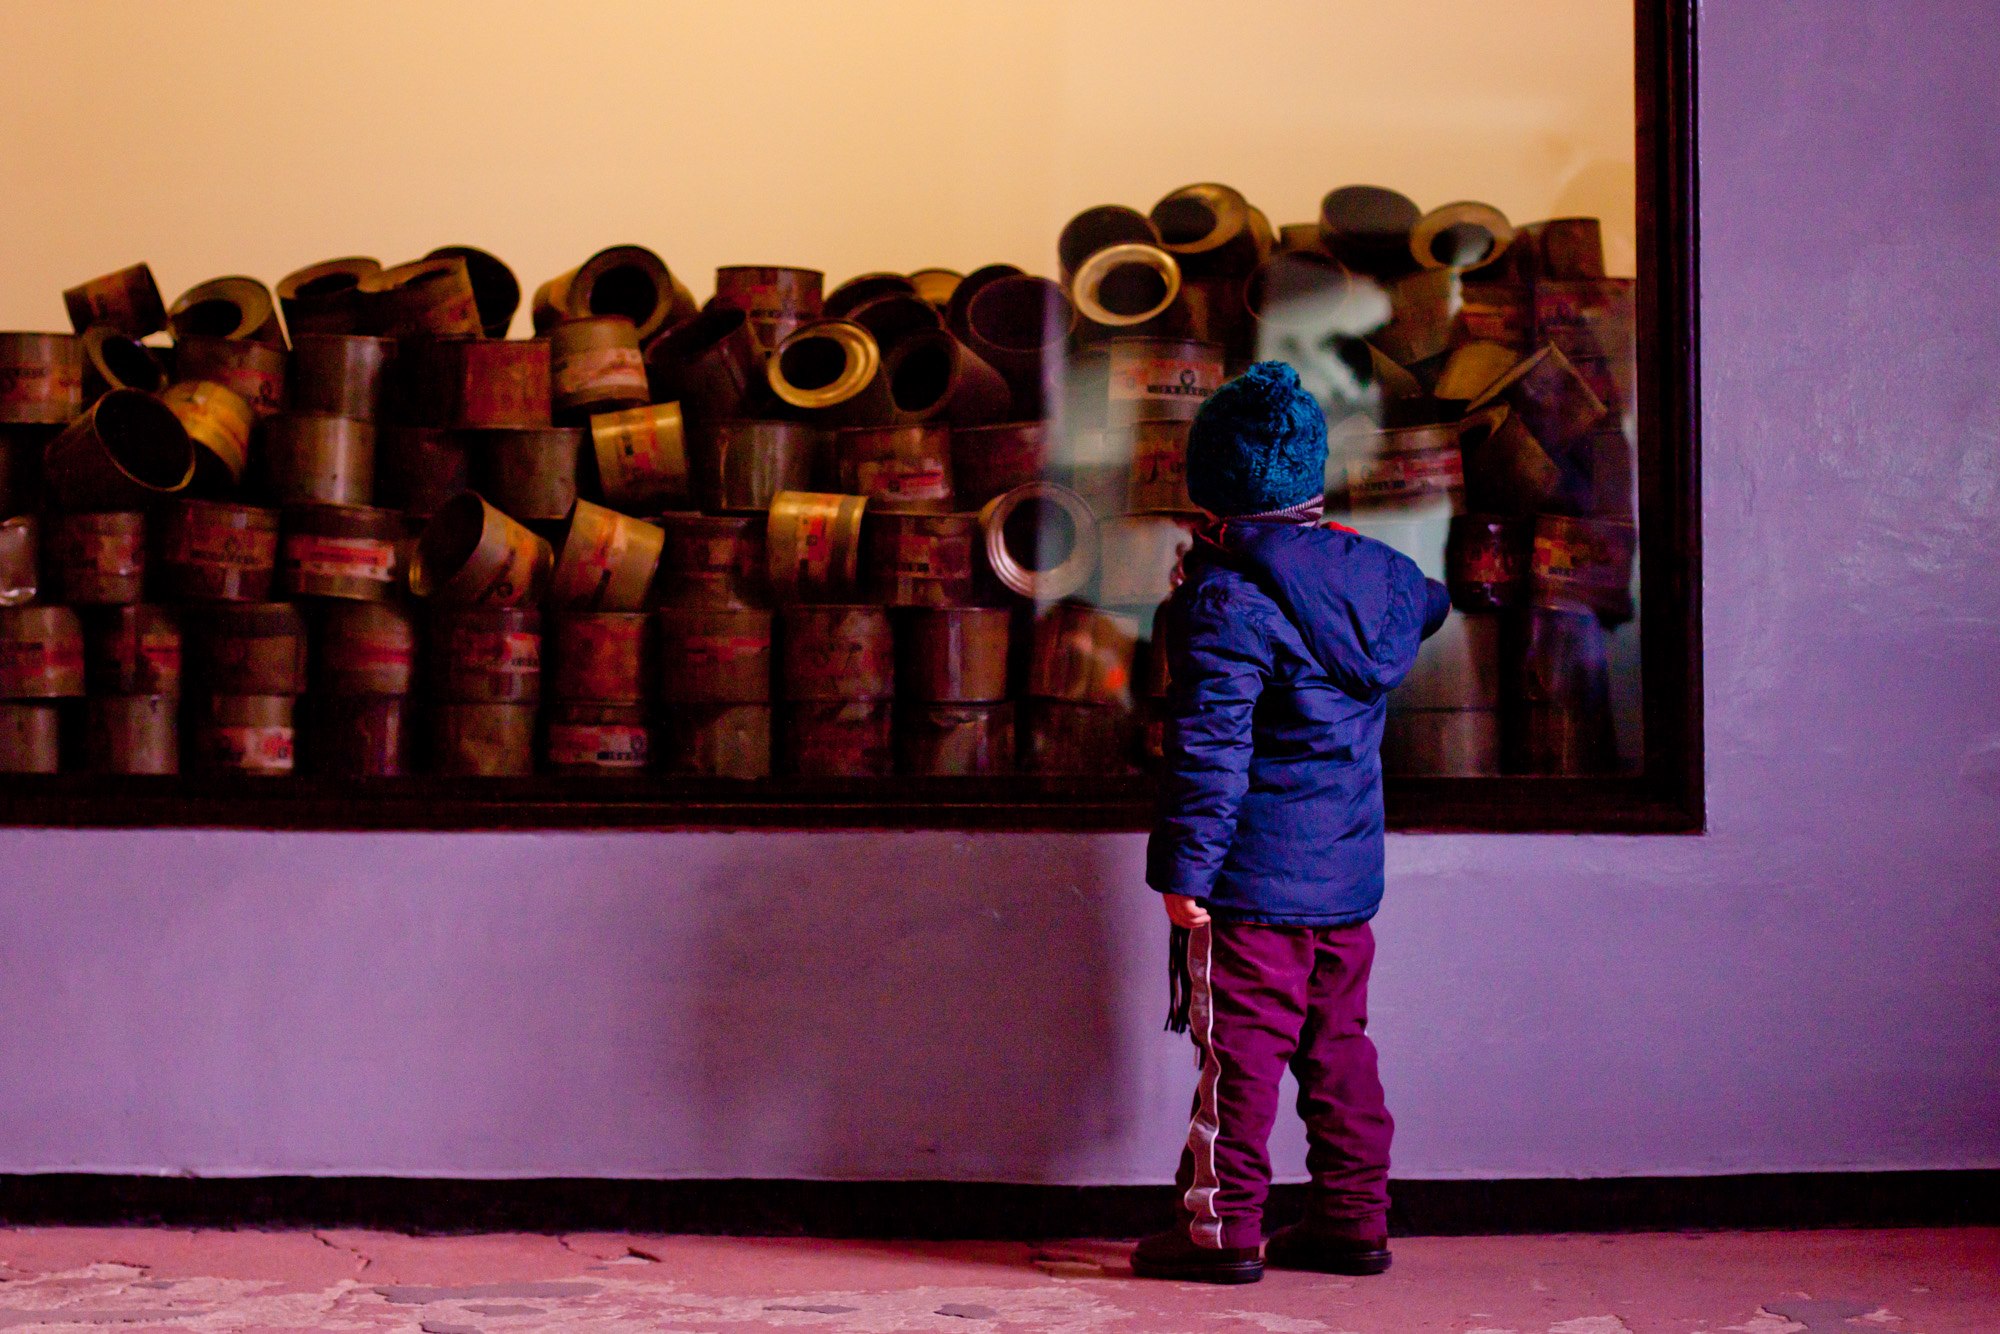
1184 360 1328 516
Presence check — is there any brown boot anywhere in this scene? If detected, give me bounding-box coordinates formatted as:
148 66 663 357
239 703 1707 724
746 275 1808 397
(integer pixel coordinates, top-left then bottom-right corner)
1130 1228 1264 1284
1263 1219 1392 1275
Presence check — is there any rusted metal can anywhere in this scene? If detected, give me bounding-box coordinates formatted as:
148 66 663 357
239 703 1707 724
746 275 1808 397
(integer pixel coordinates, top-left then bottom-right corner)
191 602 307 695
896 701 1014 776
1525 218 1607 282
425 245 521 339
1108 337 1222 423
1467 344 1608 455
44 391 195 510
0 432 46 514
358 257 484 339
653 513 768 609
302 694 410 778
897 606 1010 702
644 302 768 425
713 265 825 349
172 334 286 419
409 492 553 606
765 318 888 425
84 694 179 774
289 333 395 421
1150 182 1274 280
158 500 279 601
277 257 381 336
169 276 286 348
1096 515 1195 607
0 606 85 697
833 424 953 512
1021 700 1137 775
979 482 1099 602
1456 283 1534 352
549 316 649 420
550 500 664 612
376 426 470 518
782 699 894 777
907 268 963 309
399 337 550 429
961 276 1073 417
0 514 37 607
1058 204 1160 283
1460 407 1562 515
1381 708 1501 777
279 504 408 601
1530 514 1637 622
865 509 980 607
158 380 254 488
551 611 648 703
0 702 61 772
823 272 918 318
474 426 582 521
654 606 772 703
949 421 1047 510
1434 341 1521 405
544 700 650 773
589 403 687 512
429 606 541 703
64 263 167 338
189 694 295 775
0 332 85 425
1446 515 1532 612
846 292 944 358
84 605 181 696
541 246 695 344
690 419 821 513
1124 419 1196 514
1070 243 1185 338
779 604 894 701
1410 201 1517 275
46 511 144 604
1318 185 1421 277
310 601 415 696
881 329 1012 426
1028 602 1139 706
1342 422 1465 511
1533 278 1637 412
82 326 169 397
429 701 535 776
766 490 868 603
262 413 375 506
658 703 770 779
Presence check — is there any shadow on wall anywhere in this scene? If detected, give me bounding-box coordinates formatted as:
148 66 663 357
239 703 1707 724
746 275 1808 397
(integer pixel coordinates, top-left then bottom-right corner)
684 834 1139 1183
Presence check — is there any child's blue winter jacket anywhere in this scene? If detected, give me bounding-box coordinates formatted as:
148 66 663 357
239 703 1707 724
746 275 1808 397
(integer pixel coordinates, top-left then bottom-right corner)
1145 520 1451 926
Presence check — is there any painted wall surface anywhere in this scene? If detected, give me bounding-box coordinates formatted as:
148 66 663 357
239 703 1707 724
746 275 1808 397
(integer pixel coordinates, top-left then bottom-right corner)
3 0 1999 1182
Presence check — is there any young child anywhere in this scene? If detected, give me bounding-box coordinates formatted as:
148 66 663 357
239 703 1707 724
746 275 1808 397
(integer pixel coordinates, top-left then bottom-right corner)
1132 361 1450 1285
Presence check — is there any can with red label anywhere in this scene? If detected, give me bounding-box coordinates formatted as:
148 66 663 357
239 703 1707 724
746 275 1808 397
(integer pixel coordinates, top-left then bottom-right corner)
279 504 408 601
589 402 688 513
782 699 894 777
657 703 770 779
654 513 769 609
766 491 868 603
551 611 648 703
193 694 296 776
713 265 825 349
429 701 535 777
358 257 484 340
0 332 85 425
157 500 280 602
779 604 894 701
191 602 307 696
84 694 178 775
172 335 286 419
1446 514 1533 612
543 700 650 774
654 606 772 703
865 509 980 607
690 418 820 514
1027 602 1139 707
0 701 61 772
1530 513 1637 622
896 606 1011 703
429 606 541 703
46 510 146 605
311 601 415 696
304 694 410 777
550 316 648 421
833 425 953 512
1125 419 1197 514
455 338 552 429
0 606 85 698
949 421 1047 511
895 701 1014 776
289 333 396 421
548 500 664 613
474 426 582 522
83 604 181 696
1106 337 1224 422
1455 283 1534 352
64 263 166 339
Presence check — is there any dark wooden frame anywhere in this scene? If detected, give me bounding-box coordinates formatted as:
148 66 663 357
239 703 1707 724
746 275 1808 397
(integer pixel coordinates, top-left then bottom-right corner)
0 0 1700 835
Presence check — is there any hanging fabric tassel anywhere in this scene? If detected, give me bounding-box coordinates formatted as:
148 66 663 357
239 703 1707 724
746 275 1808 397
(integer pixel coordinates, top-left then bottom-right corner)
1165 923 1193 1033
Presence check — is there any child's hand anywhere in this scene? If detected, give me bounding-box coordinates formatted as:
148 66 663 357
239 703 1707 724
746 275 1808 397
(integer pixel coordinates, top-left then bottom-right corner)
1163 893 1211 929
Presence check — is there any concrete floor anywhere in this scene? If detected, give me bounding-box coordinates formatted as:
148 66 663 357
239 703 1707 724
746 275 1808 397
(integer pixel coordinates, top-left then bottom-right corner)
0 1227 1993 1332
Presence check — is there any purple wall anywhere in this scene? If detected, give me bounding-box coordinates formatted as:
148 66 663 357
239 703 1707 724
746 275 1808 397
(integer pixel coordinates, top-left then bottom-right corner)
3 0 1997 1182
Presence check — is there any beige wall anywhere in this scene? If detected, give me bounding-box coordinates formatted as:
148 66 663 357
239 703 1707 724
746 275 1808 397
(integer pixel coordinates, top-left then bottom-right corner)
0 0 1634 333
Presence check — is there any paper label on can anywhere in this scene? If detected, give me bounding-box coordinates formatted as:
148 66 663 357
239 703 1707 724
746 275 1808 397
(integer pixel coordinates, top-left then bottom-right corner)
682 633 767 667
168 516 278 571
1533 529 1630 587
325 629 413 674
210 365 284 417
791 715 890 774
854 458 948 503
893 531 973 581
213 725 294 772
452 630 540 674
597 411 684 501
169 382 253 460
1452 541 1527 586
547 724 650 768
1534 280 1636 350
795 512 837 582
0 358 83 409
1131 432 1189 485
553 345 647 399
563 621 643 697
1347 448 1464 504
1109 356 1222 405
282 534 396 583
0 637 84 688
139 631 182 678
1458 285 1533 346
62 529 144 577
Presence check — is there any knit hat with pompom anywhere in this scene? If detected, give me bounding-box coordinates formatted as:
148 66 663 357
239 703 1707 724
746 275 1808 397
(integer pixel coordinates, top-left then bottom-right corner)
1183 360 1327 517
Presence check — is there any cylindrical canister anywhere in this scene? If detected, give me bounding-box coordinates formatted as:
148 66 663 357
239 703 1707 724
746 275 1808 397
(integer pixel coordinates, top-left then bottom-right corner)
765 318 887 424
653 607 772 703
157 500 279 602
358 257 484 339
589 402 687 512
304 695 410 778
543 245 695 344
64 263 167 338
1530 514 1637 622
949 421 1048 511
1446 515 1532 612
82 326 168 397
169 276 285 347
766 490 869 603
311 601 416 696
276 257 381 337
376 426 470 518
653 513 768 609
0 606 86 698
171 335 286 419
1022 700 1137 775
549 500 665 612
896 701 1014 777
833 424 953 511
159 380 254 488
84 694 179 775
779 604 894 701
1028 602 1139 706
549 316 648 420
43 391 196 510
1096 515 1195 607
979 482 1100 602
658 703 770 779
544 700 650 773
690 418 820 513
190 602 307 695
0 702 61 773
192 694 296 776
713 265 825 349
550 611 648 703
865 509 981 607
0 332 85 425
410 492 553 606
474 426 582 521
289 333 395 421
1341 422 1466 510
644 303 767 425
897 606 1010 703
279 504 408 601
1125 419 1197 514
782 699 894 778
0 514 33 607
1108 337 1223 422
46 510 145 605
83 605 181 696
425 245 521 340
262 413 375 506
429 607 541 703
455 338 552 428
1456 283 1535 352
429 702 535 777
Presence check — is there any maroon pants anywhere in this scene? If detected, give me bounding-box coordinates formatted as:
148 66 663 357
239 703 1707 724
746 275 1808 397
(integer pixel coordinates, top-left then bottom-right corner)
1174 918 1393 1249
